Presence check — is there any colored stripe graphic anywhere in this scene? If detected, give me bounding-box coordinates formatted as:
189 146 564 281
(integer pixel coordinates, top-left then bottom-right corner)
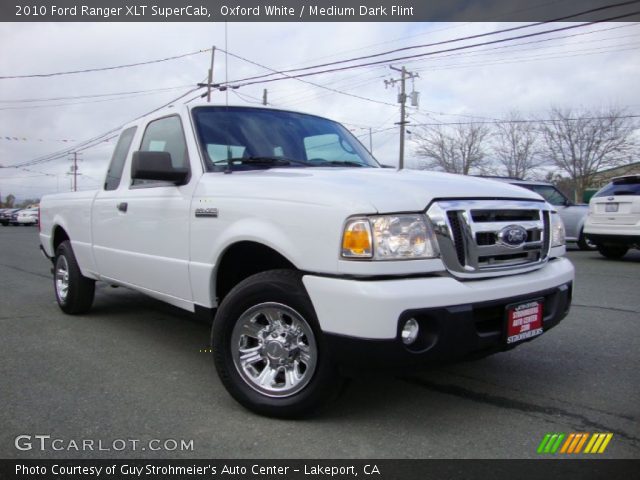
539 433 612 454
573 433 589 453
537 434 552 453
597 433 613 453
537 433 565 454
585 433 614 453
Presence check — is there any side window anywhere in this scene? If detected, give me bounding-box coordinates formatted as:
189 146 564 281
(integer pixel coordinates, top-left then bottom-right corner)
304 133 360 162
133 116 189 186
104 127 137 191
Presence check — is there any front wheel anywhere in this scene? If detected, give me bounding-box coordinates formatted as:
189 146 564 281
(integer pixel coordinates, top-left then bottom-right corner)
54 240 95 314
597 244 628 259
577 230 597 251
212 270 344 418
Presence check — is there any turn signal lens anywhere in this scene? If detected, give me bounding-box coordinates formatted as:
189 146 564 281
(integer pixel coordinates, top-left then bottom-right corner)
342 218 372 258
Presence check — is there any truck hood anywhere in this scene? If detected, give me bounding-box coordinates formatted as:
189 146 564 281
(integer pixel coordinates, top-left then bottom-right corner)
199 168 544 213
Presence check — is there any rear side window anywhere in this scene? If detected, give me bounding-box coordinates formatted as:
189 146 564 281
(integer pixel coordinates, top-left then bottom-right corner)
104 127 137 191
595 178 640 197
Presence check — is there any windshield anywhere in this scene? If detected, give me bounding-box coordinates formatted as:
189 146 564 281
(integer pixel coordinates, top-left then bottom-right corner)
192 106 379 171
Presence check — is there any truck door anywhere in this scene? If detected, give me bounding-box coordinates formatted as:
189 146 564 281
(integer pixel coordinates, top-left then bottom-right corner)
92 115 196 306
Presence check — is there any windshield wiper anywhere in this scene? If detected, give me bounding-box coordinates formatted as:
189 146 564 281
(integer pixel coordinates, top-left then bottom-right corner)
316 160 366 167
213 156 311 168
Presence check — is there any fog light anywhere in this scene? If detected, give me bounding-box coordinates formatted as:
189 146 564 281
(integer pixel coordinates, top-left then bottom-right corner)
401 318 419 345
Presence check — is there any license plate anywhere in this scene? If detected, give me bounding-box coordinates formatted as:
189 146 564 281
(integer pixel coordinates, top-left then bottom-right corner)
605 203 618 212
505 299 543 345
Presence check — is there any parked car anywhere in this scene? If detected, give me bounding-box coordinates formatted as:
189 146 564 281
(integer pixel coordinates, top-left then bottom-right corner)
16 208 39 226
0 208 21 226
483 177 594 250
39 104 574 417
9 209 23 226
584 175 640 259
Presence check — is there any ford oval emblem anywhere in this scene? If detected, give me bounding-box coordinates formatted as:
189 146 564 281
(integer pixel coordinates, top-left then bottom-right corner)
498 225 528 248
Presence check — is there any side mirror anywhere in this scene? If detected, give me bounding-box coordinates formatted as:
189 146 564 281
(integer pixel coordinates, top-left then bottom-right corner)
131 151 189 185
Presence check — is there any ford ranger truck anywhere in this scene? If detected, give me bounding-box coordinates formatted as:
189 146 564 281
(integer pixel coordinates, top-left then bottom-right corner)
39 104 574 417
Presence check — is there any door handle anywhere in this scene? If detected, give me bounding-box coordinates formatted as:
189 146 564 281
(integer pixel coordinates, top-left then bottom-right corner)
117 202 128 213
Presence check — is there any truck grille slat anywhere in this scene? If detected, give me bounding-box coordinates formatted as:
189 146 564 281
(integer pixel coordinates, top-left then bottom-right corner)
427 200 552 279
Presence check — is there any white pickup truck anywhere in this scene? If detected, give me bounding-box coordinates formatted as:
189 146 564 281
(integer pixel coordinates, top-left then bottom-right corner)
39 104 574 417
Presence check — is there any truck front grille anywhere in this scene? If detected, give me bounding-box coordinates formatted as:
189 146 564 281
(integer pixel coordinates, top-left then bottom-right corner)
427 199 552 278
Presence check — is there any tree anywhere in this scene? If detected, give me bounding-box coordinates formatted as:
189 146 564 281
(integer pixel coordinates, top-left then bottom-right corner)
491 111 543 179
16 198 40 208
4 194 15 208
540 107 637 202
412 123 490 175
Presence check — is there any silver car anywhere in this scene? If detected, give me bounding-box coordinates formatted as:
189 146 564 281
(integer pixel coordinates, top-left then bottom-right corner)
484 178 595 250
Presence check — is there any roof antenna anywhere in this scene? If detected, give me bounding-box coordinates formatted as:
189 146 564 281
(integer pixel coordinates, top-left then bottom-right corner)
224 22 233 175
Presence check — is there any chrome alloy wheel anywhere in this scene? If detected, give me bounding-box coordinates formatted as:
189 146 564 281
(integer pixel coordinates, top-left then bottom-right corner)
231 302 318 398
55 255 70 302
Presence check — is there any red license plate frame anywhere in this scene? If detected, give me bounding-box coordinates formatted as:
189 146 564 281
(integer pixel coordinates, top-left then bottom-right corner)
505 298 544 345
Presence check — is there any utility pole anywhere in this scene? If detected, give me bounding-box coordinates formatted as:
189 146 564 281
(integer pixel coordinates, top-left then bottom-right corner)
73 152 77 192
69 152 80 192
206 46 216 103
262 89 268 106
384 66 419 170
368 127 373 153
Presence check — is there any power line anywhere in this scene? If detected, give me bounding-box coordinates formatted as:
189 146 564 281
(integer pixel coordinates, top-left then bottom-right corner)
218 48 396 107
220 1 640 86
403 22 640 69
0 49 210 80
410 115 640 126
223 11 639 91
0 84 195 103
410 41 640 74
4 85 202 169
0 87 196 111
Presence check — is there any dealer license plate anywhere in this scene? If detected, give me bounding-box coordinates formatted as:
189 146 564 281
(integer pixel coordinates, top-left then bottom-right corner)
605 203 619 212
505 299 543 345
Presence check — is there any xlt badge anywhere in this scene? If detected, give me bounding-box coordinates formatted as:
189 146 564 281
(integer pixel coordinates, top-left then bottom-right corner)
195 208 218 218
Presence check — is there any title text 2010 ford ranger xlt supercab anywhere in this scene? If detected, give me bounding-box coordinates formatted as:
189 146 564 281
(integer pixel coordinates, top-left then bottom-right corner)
39 104 574 417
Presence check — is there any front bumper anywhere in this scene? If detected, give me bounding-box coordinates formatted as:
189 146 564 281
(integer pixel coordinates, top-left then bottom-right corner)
303 257 574 368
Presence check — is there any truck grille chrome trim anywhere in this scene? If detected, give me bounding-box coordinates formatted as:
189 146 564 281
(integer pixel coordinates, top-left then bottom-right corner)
427 200 552 278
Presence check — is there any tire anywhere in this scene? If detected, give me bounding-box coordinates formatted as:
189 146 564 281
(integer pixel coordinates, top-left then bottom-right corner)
597 244 628 259
577 230 597 251
53 240 95 314
212 269 344 418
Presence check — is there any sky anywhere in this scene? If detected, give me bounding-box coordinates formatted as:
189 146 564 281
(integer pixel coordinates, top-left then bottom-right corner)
0 20 639 201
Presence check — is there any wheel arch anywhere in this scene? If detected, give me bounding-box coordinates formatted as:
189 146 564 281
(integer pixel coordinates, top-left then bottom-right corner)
52 224 70 253
214 240 298 305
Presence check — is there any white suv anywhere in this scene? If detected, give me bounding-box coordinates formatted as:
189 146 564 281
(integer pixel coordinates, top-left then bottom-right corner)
584 175 640 259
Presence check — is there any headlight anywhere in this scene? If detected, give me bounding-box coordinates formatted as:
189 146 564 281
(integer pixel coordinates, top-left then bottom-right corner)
550 212 565 247
341 214 439 260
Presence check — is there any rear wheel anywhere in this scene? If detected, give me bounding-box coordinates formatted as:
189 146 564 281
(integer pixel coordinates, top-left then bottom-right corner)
54 240 95 314
597 244 628 259
212 269 344 418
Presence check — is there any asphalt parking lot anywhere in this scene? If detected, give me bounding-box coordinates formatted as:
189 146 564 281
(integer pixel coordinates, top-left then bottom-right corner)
1 226 638 459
